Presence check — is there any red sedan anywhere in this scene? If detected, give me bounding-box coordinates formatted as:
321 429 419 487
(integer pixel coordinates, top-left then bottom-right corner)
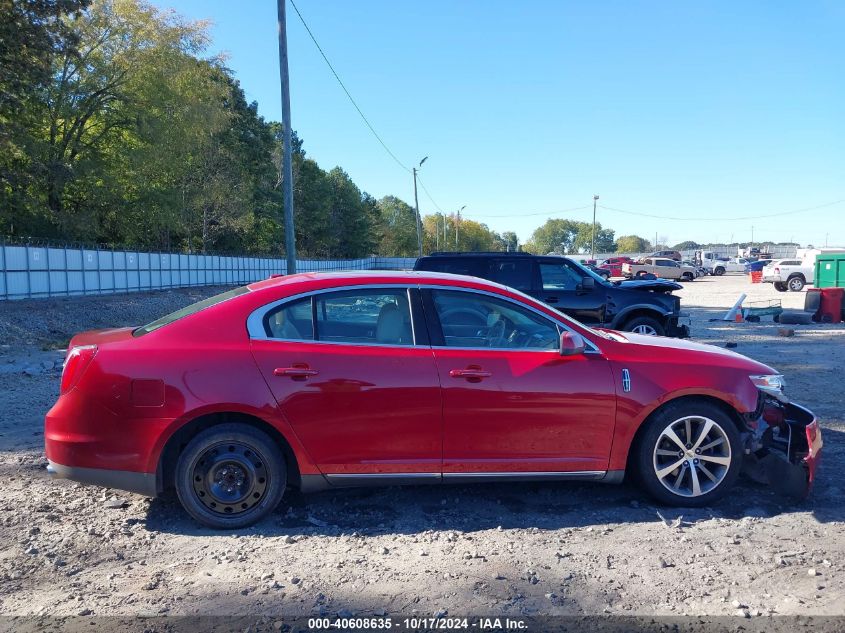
45 271 821 528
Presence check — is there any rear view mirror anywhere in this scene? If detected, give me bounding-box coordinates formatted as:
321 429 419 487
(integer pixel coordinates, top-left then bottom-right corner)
560 331 586 356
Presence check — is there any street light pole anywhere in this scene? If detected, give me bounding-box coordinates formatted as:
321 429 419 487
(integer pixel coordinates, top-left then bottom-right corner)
590 195 599 259
412 157 427 257
455 205 466 250
277 0 296 273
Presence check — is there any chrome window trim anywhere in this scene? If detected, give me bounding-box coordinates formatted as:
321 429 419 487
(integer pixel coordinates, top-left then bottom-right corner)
425 284 602 354
246 282 602 354
247 284 419 348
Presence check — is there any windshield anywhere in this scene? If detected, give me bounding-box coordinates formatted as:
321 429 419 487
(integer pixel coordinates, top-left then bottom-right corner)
133 286 250 336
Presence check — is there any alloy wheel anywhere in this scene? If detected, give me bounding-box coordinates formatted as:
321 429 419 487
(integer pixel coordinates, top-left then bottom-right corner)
631 324 658 335
652 415 731 498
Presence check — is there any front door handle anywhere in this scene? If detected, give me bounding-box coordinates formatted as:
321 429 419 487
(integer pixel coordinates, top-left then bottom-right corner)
274 366 319 379
449 367 492 381
546 296 559 304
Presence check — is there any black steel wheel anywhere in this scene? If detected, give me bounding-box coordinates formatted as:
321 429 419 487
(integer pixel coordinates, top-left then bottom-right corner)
175 424 287 529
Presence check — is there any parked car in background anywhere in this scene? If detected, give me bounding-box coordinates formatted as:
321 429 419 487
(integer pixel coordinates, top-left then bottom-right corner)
623 258 697 281
586 263 611 279
745 260 770 273
762 259 814 292
598 256 634 277
45 270 821 528
681 260 705 277
693 251 747 276
649 250 683 261
415 252 690 337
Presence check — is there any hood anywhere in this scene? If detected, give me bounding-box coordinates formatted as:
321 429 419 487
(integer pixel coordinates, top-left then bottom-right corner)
615 279 682 293
609 331 776 373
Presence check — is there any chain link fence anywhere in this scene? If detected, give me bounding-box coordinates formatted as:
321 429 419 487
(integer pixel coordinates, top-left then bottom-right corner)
0 239 416 300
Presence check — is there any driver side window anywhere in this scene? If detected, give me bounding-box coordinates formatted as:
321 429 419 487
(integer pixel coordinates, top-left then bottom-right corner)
539 263 583 291
431 290 560 350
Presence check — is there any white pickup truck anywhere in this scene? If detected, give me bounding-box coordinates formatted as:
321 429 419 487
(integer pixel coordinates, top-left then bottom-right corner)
762 259 814 292
622 258 697 281
693 251 748 276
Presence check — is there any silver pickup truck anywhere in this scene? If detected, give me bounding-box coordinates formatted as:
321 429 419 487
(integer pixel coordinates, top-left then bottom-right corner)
623 258 697 281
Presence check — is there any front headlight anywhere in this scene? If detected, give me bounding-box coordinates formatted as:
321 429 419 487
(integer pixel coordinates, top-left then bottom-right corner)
750 374 787 402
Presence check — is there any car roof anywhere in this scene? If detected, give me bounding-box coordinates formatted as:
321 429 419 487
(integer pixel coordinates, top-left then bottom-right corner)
247 269 512 294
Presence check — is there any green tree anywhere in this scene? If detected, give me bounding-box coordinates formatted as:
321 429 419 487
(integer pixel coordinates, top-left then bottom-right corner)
672 240 701 251
0 0 90 233
616 235 652 253
377 196 418 256
523 218 580 254
500 231 519 252
571 222 615 254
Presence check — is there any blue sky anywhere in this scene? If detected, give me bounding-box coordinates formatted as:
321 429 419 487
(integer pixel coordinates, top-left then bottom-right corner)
153 0 844 247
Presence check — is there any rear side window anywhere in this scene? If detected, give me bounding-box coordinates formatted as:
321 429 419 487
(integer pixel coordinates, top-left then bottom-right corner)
264 297 314 340
417 258 488 278
133 286 250 337
315 290 413 345
491 259 533 291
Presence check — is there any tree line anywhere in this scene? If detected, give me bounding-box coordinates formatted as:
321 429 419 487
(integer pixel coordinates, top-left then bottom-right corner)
0 0 520 257
1 1 763 260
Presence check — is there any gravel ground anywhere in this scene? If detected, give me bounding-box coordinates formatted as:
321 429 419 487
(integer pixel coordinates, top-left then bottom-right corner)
0 275 843 619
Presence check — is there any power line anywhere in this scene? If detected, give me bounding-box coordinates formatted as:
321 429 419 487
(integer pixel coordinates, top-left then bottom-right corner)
466 205 593 219
416 176 446 214
288 0 409 173
599 199 845 222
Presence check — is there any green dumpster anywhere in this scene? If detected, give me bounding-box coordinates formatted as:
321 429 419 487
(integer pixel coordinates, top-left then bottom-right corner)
815 253 845 288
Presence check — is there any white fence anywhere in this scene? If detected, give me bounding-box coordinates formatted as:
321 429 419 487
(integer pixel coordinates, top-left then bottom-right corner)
0 243 416 300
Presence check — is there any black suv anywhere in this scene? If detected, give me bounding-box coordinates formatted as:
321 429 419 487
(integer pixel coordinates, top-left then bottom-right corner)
414 252 690 337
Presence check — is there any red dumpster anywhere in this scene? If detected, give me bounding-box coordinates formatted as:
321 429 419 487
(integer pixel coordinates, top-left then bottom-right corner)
750 271 762 283
818 287 844 323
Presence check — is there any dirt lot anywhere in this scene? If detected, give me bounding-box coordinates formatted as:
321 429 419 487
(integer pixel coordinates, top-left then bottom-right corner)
0 275 843 620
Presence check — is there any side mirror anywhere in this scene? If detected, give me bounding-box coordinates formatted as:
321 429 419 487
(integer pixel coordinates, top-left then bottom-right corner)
560 331 586 356
578 276 595 291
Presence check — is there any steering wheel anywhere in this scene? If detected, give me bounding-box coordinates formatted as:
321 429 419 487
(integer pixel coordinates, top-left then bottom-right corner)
487 318 507 347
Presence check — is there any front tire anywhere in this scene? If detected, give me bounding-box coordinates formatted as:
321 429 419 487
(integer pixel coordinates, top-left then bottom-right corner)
634 401 742 507
624 315 665 336
175 424 287 529
774 282 787 292
681 272 694 281
714 266 725 276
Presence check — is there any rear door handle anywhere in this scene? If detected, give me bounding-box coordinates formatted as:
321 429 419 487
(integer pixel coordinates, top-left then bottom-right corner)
546 296 558 304
274 366 319 379
449 367 492 380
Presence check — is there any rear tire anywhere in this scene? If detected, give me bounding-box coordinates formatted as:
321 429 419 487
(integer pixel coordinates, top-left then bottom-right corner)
787 275 805 292
634 400 742 507
624 315 665 336
175 423 287 529
714 267 725 276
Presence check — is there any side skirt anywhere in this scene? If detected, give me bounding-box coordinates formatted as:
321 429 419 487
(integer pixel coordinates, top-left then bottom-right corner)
299 470 625 493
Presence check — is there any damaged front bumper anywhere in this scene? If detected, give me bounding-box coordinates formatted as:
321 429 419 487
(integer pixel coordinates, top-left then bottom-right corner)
742 399 822 498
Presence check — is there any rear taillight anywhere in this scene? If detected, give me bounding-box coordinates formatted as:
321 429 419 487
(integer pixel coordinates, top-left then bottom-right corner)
61 345 97 394
774 267 780 274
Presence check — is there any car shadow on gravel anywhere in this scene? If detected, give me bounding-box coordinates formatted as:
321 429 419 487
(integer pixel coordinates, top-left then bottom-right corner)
145 425 845 536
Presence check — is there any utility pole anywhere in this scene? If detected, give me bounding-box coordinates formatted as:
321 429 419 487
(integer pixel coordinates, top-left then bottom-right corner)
455 205 466 250
751 225 754 250
277 0 296 273
591 195 599 259
412 157 427 257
